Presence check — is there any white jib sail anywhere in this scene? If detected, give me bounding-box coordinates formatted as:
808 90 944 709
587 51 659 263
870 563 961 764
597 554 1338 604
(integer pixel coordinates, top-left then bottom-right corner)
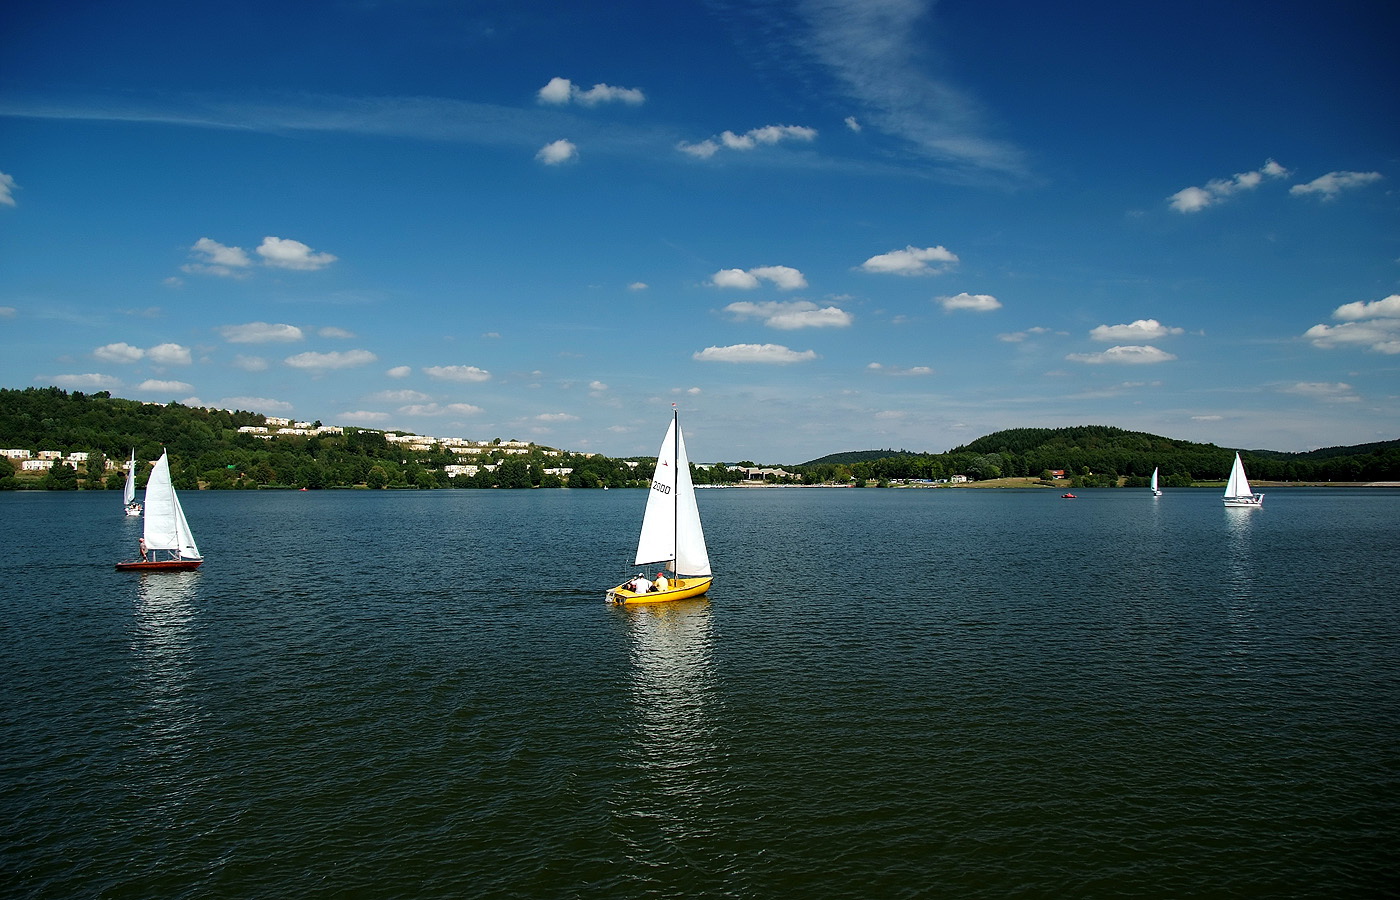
123 452 137 506
1150 467 1159 492
634 418 711 576
143 451 201 559
1224 453 1252 499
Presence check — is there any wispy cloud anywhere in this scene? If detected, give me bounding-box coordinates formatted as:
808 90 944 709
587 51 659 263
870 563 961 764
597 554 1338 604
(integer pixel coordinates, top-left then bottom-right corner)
136 379 194 393
219 396 293 412
0 171 17 206
284 349 378 370
867 363 933 376
43 373 121 389
1290 170 1383 200
1066 345 1177 365
536 139 578 165
219 322 305 343
679 125 816 159
423 364 491 382
860 245 958 276
710 266 808 290
1090 319 1184 341
1168 159 1288 213
537 77 645 107
1282 381 1359 402
693 343 818 363
937 292 1000 312
258 236 336 270
725 300 853 329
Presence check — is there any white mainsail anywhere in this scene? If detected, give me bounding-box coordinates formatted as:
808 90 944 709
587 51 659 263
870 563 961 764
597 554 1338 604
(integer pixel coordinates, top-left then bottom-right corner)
1150 467 1161 495
143 451 201 560
1223 452 1263 506
634 417 710 576
123 451 138 507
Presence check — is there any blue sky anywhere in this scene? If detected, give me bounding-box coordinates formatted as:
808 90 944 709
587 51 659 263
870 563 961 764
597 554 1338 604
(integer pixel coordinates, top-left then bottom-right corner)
2 0 1396 463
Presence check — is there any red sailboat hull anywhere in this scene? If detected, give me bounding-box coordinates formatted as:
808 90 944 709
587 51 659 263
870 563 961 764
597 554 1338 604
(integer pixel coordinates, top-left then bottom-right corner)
115 559 203 572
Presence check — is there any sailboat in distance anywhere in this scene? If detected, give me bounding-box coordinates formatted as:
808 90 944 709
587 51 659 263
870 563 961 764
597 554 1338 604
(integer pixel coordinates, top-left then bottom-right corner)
607 406 713 604
1150 467 1163 497
123 449 143 516
116 450 203 571
1222 452 1264 508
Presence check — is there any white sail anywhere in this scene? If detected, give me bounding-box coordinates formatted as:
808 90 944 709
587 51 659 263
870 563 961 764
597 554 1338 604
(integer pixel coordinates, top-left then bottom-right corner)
123 451 138 506
1150 467 1161 495
634 417 711 576
1224 453 1251 499
143 451 201 560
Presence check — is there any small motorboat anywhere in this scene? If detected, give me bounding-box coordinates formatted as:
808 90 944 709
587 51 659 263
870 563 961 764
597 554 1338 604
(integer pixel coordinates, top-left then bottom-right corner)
1061 492 1077 499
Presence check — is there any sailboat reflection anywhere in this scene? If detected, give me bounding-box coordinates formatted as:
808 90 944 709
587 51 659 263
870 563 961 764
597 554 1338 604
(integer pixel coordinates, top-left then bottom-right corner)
1223 506 1258 650
617 597 720 809
130 571 202 766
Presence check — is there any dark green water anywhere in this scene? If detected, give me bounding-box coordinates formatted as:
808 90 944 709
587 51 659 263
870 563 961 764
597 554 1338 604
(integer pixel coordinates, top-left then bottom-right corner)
3 488 1398 898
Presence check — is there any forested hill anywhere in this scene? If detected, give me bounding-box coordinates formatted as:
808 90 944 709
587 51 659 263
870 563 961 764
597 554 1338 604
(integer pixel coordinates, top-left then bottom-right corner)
801 449 922 466
797 425 1400 484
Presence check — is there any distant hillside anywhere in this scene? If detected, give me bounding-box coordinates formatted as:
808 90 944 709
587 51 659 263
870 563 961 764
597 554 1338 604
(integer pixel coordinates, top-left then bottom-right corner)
800 449 922 466
795 425 1400 484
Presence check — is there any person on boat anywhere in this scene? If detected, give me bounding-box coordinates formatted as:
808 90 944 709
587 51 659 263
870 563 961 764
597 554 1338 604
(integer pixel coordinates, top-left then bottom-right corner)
138 537 147 562
653 572 670 592
630 574 651 594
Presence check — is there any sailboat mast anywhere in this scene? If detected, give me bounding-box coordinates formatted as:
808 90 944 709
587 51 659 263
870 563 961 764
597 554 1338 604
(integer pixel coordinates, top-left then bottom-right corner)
672 403 679 572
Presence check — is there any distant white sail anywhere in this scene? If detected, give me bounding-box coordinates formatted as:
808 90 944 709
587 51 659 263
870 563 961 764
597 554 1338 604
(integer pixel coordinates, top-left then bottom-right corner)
1150 467 1161 496
123 451 138 507
634 418 711 576
143 451 201 559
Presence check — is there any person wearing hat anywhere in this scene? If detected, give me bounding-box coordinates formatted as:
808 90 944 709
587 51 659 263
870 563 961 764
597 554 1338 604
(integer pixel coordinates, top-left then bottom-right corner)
630 574 652 594
653 571 670 592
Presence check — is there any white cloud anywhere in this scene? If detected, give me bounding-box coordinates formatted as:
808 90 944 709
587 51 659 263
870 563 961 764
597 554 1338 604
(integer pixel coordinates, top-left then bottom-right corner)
1332 294 1400 321
536 139 578 165
535 412 579 422
94 342 145 363
679 124 816 158
589 380 608 391
445 403 483 415
1192 414 1224 422
0 306 16 317
867 363 933 376
1305 295 1400 354
146 342 192 365
1066 345 1177 364
0 171 16 206
319 326 355 338
284 349 378 370
725 300 853 329
710 265 808 290
1290 170 1383 200
257 236 337 270
219 396 294 413
938 292 1001 312
1089 319 1184 341
536 77 645 106
844 116 861 132
219 322 305 343
998 326 1054 343
369 389 431 403
232 354 269 372
693 343 818 363
184 237 252 277
1168 159 1289 212
424 364 491 382
628 282 648 291
386 365 412 378
399 403 444 416
46 373 121 389
860 245 959 276
136 379 194 393
1283 382 1359 402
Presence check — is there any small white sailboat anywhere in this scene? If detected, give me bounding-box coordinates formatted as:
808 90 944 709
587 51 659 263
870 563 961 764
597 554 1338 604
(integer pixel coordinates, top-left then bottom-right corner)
1150 467 1162 497
607 406 713 604
1222 452 1264 508
116 450 203 571
123 449 143 516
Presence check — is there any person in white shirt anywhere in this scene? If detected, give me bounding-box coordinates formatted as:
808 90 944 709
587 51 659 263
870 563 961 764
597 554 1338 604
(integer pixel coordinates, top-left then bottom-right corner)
630 574 651 593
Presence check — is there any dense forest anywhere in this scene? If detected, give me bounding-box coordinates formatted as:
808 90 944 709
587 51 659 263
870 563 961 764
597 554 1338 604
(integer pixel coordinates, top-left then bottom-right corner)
3 388 1397 490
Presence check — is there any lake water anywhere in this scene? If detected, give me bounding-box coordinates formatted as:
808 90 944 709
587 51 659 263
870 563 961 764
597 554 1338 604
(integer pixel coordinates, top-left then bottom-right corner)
3 487 1398 898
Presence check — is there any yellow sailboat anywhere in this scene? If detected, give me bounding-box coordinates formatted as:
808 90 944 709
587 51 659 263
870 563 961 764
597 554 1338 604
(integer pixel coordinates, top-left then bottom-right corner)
607 406 713 604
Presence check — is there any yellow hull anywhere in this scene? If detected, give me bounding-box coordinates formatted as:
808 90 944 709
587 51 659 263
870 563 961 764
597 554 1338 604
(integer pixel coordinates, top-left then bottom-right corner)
607 576 713 604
